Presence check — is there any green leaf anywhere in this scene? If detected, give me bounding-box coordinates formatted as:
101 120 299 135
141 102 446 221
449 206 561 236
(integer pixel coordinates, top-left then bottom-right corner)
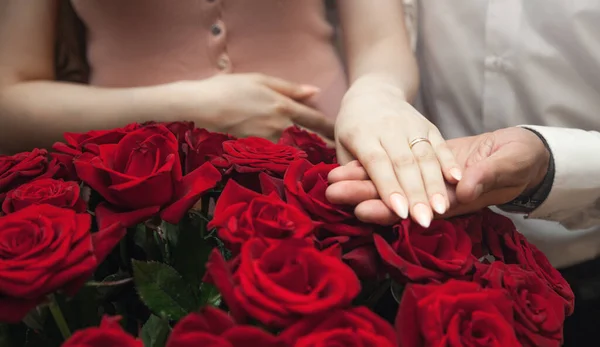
141 315 171 347
172 220 216 292
199 283 222 307
132 260 199 320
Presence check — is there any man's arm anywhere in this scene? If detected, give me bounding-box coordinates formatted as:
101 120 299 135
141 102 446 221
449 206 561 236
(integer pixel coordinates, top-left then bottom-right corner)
523 126 600 229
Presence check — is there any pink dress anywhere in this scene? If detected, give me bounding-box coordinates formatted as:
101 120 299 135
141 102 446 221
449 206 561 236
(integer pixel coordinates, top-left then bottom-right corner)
70 0 348 119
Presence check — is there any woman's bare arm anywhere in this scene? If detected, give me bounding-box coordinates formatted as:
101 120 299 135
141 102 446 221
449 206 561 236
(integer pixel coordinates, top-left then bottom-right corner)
337 0 419 101
0 1 193 153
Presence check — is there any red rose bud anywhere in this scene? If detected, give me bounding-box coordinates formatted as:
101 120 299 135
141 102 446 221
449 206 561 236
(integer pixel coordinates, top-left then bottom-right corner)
167 306 284 347
0 205 125 323
2 178 86 214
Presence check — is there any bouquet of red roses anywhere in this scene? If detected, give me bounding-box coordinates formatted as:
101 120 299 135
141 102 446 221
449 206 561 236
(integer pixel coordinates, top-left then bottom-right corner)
0 122 573 347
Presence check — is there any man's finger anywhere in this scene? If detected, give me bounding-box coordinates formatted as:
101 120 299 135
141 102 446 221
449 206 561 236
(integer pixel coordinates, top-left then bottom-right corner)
325 180 379 205
327 164 369 183
354 199 399 225
455 149 516 203
286 101 335 139
259 75 320 99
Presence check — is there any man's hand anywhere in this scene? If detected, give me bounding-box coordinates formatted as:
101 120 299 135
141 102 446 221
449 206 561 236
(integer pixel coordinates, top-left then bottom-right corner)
326 127 551 225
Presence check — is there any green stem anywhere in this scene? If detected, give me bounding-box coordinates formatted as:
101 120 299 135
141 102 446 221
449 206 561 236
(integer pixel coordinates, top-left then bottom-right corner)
48 295 71 340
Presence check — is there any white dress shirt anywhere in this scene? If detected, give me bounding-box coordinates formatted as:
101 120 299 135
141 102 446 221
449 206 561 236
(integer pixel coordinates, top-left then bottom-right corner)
415 0 600 268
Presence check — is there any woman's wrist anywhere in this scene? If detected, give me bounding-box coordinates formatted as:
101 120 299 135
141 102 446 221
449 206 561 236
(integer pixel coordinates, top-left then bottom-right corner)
149 80 218 126
345 74 409 103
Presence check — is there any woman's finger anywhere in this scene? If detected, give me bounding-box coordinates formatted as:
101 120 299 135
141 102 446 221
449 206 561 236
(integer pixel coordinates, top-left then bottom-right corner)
325 180 379 205
381 135 432 227
340 136 409 219
354 199 399 225
258 74 320 99
429 128 462 183
283 100 335 139
410 138 449 215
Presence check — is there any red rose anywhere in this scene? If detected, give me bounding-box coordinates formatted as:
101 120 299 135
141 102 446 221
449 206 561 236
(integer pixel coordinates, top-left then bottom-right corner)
474 262 565 347
74 125 221 228
52 123 142 181
278 126 336 164
206 238 361 328
2 178 86 214
396 280 520 346
184 128 235 174
482 209 574 315
0 205 125 323
0 149 62 201
374 218 475 283
208 180 315 255
220 137 307 176
53 123 141 157
167 306 283 347
161 121 195 142
260 160 377 278
280 307 397 347
279 160 372 238
62 316 142 347
451 212 485 258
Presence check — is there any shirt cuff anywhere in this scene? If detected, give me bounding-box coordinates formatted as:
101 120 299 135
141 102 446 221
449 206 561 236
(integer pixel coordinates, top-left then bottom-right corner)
519 125 600 223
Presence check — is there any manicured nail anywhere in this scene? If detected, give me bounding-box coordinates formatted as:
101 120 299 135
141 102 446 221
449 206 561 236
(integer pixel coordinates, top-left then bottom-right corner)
473 184 483 199
390 193 409 219
431 194 447 215
413 203 432 228
300 85 321 94
450 168 462 181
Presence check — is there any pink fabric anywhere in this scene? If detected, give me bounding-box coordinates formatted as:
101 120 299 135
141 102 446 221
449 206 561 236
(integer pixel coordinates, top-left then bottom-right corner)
70 0 347 119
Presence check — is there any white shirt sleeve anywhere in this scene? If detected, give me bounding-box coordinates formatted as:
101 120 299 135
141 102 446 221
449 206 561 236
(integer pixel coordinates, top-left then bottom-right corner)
521 126 600 229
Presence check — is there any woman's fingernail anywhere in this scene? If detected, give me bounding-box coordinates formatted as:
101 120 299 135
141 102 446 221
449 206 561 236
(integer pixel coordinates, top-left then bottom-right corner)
413 203 432 228
450 168 462 181
300 85 321 94
473 184 484 199
431 194 447 215
390 193 409 219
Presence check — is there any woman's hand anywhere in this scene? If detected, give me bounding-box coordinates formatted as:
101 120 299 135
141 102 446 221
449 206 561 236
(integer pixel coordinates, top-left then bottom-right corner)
173 74 335 142
335 81 461 228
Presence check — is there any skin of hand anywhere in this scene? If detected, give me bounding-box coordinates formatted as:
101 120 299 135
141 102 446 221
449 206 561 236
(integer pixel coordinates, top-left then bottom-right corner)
326 127 551 225
335 1 463 229
172 74 335 142
334 80 462 228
